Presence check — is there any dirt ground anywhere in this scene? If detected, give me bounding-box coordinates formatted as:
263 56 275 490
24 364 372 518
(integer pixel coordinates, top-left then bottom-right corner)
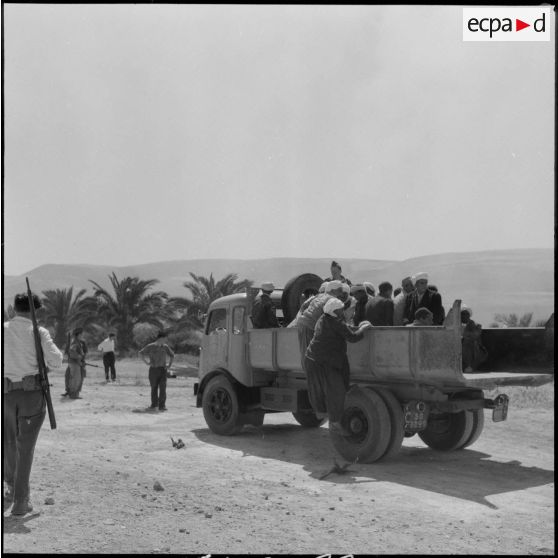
3 359 554 555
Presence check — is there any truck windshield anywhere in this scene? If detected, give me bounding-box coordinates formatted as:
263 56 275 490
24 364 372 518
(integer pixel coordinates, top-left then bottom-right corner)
206 308 227 335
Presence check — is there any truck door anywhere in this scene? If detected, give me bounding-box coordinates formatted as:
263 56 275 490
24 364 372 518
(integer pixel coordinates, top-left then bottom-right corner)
229 305 250 385
204 307 229 371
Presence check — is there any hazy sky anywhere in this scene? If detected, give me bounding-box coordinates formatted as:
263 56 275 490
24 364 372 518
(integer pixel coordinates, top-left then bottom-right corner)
2 4 555 275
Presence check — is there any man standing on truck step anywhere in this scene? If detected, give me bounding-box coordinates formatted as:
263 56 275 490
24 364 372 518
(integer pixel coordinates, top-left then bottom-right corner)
296 280 344 370
403 272 445 325
3 292 64 515
251 282 280 328
304 298 372 436
139 331 174 411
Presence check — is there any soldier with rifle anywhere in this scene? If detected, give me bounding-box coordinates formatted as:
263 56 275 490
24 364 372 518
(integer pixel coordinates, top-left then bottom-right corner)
3 286 63 516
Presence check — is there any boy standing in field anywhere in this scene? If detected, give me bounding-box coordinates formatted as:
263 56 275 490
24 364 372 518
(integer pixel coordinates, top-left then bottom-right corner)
138 331 174 412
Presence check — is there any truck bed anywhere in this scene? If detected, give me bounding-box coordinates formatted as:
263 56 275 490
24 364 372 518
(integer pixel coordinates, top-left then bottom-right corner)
248 303 554 392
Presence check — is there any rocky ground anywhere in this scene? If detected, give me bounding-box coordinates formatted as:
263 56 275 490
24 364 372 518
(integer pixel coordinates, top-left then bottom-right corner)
3 359 554 555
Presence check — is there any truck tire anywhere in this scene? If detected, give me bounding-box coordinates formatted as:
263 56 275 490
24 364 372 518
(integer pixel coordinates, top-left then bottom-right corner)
202 375 242 435
418 410 474 451
460 409 485 449
281 273 324 324
369 387 405 460
330 386 391 463
292 411 327 428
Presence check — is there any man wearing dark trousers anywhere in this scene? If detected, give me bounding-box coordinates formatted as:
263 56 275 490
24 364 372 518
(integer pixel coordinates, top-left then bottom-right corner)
98 333 117 382
139 331 174 411
3 292 63 516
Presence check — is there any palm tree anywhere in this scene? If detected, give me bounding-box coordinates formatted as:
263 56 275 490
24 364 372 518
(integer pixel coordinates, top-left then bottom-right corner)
40 287 94 348
168 272 254 330
86 273 169 354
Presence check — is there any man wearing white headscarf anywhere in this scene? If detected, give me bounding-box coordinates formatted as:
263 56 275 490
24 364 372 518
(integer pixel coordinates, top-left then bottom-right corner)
294 280 344 370
304 298 372 436
403 272 445 326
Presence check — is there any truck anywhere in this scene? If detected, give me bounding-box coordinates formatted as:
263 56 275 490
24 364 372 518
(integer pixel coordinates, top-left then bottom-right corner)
193 273 554 463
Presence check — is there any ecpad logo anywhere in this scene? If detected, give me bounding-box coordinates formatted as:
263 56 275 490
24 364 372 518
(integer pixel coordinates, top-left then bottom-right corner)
463 7 551 41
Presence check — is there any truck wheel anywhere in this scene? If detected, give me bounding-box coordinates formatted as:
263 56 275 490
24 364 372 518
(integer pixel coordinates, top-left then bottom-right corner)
460 409 485 449
281 273 324 324
202 375 242 435
369 387 405 460
292 411 327 428
418 410 474 451
330 387 391 463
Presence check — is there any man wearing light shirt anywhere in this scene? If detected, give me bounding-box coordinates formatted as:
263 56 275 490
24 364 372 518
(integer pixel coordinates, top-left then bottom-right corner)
98 333 117 383
138 331 174 412
3 292 63 516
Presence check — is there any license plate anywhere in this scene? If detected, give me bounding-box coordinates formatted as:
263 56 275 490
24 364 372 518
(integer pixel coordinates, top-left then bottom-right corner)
492 394 509 422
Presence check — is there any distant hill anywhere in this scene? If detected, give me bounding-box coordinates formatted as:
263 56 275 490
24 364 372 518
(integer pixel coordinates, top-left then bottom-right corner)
3 249 554 326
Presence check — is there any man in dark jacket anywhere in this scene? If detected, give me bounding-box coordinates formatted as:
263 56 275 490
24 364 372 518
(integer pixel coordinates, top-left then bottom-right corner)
251 282 279 329
304 298 372 436
403 272 445 325
365 281 394 326
350 284 371 326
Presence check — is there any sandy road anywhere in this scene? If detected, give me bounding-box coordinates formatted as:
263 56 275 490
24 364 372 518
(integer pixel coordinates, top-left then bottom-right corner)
3 367 554 555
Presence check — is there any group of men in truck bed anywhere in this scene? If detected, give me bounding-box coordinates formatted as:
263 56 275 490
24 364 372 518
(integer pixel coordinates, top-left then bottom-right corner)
251 260 486 373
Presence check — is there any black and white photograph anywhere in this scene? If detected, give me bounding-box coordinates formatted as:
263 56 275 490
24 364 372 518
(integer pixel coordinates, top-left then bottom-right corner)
2 3 554 555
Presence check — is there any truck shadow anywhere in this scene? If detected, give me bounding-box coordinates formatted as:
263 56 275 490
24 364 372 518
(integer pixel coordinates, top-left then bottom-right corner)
192 424 553 509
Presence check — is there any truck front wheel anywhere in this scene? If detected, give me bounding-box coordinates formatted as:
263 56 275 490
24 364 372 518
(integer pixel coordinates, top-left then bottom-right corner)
292 411 327 428
202 375 242 435
418 410 474 451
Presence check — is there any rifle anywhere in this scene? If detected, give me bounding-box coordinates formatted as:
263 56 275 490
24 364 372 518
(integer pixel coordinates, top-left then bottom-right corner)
26 278 56 430
84 362 102 368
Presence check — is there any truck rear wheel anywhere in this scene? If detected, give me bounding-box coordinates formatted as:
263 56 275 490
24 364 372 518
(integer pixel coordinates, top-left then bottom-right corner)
330 387 391 463
292 411 326 428
202 375 242 435
418 410 474 451
370 387 405 460
460 409 485 449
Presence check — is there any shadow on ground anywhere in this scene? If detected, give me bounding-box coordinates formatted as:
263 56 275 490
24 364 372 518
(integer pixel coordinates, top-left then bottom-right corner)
2 512 41 534
192 424 554 509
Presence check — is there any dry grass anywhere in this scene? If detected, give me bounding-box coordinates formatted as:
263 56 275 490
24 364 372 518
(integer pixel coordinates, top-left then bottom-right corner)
81 356 199 387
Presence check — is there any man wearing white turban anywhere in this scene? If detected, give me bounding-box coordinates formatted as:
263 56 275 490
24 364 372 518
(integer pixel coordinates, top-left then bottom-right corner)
304 298 372 437
293 281 344 370
403 272 445 326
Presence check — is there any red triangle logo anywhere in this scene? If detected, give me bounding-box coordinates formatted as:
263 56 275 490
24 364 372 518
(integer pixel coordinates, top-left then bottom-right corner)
516 19 530 31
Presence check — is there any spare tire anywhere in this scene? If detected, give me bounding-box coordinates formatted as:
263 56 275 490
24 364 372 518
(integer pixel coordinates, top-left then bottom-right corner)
281 273 324 324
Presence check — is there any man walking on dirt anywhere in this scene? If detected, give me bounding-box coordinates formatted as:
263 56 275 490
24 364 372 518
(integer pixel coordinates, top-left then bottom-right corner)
3 292 63 515
139 331 174 412
98 333 117 382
